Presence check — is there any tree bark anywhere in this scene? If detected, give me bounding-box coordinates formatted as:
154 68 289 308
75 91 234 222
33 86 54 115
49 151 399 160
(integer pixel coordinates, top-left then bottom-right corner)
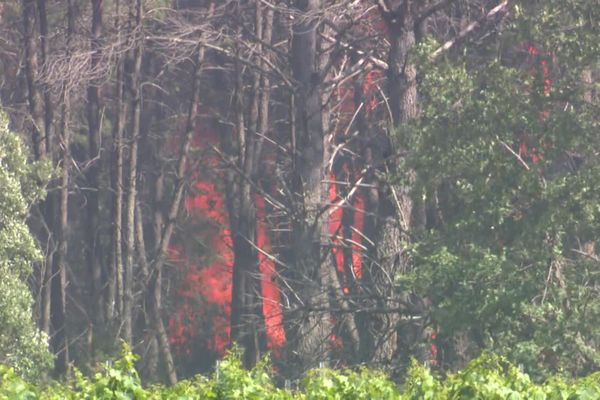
286 0 333 371
109 0 127 323
86 0 105 338
229 0 268 369
50 0 75 376
372 0 426 366
52 88 71 378
36 0 52 155
22 0 46 160
123 0 143 345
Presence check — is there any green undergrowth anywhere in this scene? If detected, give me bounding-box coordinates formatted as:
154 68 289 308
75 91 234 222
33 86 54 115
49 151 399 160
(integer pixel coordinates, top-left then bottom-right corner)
1 345 599 399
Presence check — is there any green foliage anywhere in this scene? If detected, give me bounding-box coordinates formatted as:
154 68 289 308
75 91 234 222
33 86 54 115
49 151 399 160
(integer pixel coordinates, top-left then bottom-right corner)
402 0 600 380
72 343 147 399
0 112 53 381
2 349 600 399
303 367 400 399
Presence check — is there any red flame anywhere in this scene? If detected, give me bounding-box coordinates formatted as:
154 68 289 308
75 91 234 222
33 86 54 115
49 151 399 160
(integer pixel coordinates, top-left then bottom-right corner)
167 8 384 360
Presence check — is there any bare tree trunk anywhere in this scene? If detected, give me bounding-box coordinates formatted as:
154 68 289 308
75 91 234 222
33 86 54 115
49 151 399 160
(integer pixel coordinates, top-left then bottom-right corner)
133 202 157 381
34 0 59 353
110 0 127 322
22 0 45 160
135 202 177 385
36 0 52 155
285 0 332 371
144 122 164 381
53 90 71 378
123 0 143 345
51 0 75 376
229 0 268 369
86 0 105 340
372 0 425 366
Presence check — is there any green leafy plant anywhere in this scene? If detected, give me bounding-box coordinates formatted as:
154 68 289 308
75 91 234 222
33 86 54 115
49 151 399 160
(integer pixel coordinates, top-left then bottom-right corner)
0 112 53 381
2 349 600 399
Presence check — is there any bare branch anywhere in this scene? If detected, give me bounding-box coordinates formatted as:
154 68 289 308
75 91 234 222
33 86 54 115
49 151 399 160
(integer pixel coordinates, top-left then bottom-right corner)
430 1 510 60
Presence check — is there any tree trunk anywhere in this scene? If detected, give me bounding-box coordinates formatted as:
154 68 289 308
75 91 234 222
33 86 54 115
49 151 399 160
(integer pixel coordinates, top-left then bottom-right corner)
286 0 332 371
229 0 268 369
22 0 45 160
52 90 71 378
51 0 75 376
36 0 52 155
109 0 127 323
123 0 143 345
86 0 105 339
372 0 426 366
22 0 52 338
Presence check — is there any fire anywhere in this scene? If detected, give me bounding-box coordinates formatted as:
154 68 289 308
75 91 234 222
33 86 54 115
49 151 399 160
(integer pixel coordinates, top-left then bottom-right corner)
167 10 382 362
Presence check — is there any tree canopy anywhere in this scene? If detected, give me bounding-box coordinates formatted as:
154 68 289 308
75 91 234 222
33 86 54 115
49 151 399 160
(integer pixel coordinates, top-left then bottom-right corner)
0 112 52 380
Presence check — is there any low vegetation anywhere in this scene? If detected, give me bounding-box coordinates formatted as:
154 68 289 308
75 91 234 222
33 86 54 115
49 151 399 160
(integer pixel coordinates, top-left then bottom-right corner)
2 346 600 399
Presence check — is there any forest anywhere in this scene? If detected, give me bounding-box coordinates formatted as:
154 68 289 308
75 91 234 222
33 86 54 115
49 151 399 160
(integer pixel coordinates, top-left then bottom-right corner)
1 0 600 396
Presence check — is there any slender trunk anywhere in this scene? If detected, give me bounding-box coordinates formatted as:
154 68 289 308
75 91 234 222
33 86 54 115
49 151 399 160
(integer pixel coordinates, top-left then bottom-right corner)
51 0 75 376
110 0 127 322
86 0 105 337
22 0 45 159
36 0 52 155
36 1 58 361
52 91 71 377
140 58 166 381
144 145 163 381
135 202 177 384
123 0 143 345
229 1 268 369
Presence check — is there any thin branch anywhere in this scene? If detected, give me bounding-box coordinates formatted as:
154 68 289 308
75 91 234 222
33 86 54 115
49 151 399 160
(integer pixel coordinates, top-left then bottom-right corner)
498 139 530 171
430 1 509 60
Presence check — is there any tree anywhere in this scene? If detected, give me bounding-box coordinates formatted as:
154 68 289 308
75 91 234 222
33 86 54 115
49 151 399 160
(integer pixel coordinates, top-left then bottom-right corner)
406 0 600 378
0 111 52 380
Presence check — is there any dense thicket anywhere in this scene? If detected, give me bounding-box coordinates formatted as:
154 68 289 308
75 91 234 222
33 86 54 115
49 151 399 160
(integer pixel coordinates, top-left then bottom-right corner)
0 0 599 385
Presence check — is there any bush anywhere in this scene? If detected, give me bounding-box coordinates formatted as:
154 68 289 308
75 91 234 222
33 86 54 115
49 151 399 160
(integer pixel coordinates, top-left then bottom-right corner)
1 345 600 399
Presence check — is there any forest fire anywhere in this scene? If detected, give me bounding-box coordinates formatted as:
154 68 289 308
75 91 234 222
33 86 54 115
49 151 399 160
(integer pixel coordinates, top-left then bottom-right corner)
167 111 374 361
168 155 369 359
